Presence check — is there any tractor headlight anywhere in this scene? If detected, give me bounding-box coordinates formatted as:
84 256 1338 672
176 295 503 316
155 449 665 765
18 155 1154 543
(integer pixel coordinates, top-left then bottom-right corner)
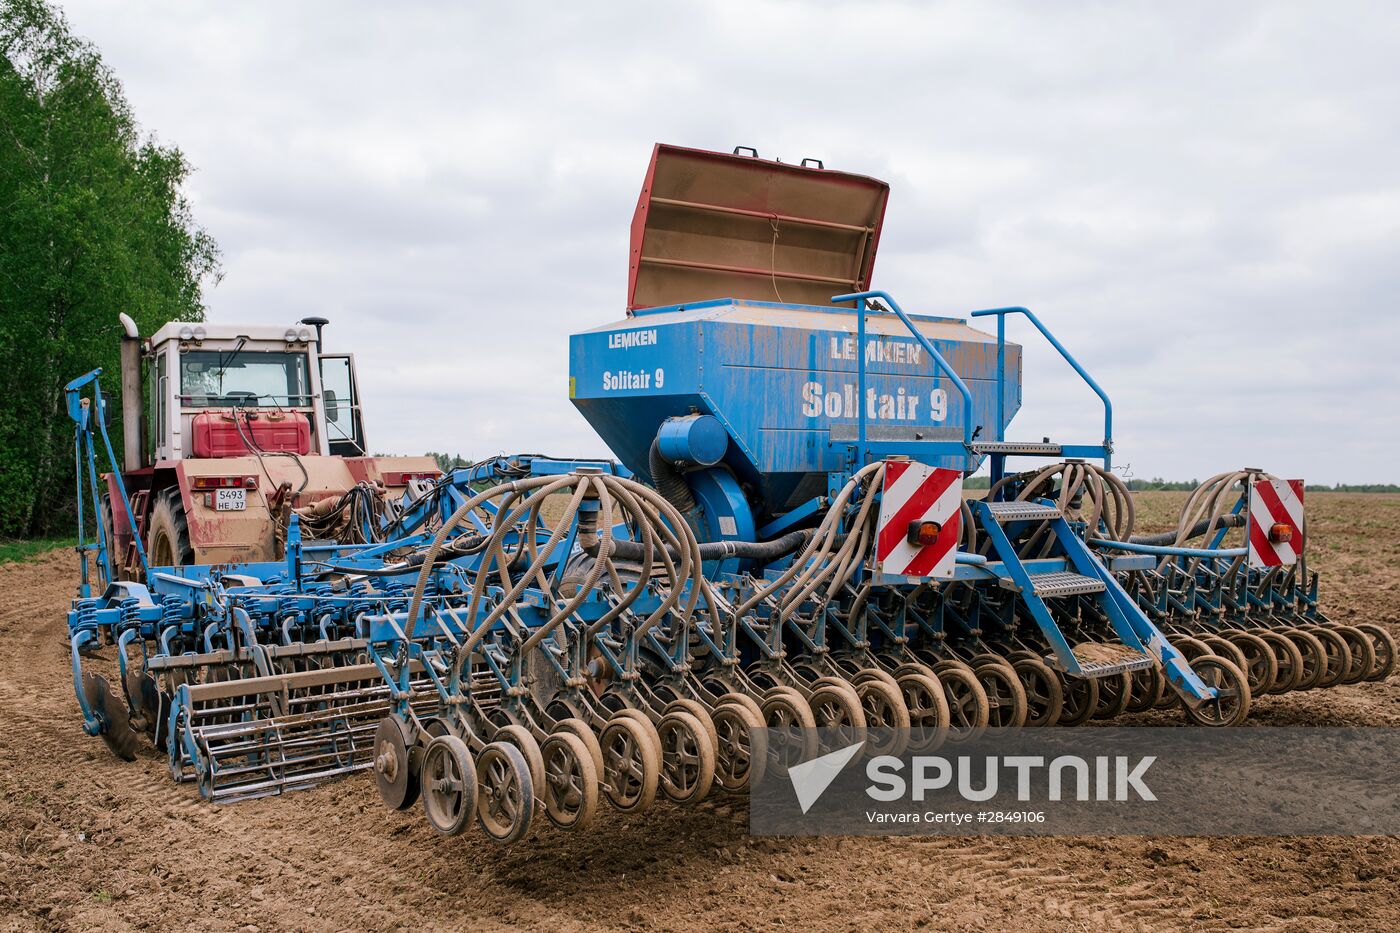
179 325 195 341
192 326 206 341
284 328 298 343
298 327 312 342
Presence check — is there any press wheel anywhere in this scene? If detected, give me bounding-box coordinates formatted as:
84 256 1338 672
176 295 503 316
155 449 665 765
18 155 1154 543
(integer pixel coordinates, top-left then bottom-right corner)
552 717 604 777
712 701 765 791
937 666 990 741
1223 631 1278 695
1056 674 1100 727
599 715 660 813
540 731 599 830
1092 672 1132 720
974 661 1027 730
760 687 817 774
855 676 911 757
421 735 476 836
1125 664 1166 714
476 741 535 843
807 683 867 748
494 724 546 798
1258 630 1305 693
1012 657 1064 726
657 710 715 805
1330 625 1376 685
897 671 950 752
1357 622 1396 681
1183 656 1251 727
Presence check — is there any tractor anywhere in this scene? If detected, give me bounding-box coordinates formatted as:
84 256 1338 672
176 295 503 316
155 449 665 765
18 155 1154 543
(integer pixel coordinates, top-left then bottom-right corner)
101 312 438 579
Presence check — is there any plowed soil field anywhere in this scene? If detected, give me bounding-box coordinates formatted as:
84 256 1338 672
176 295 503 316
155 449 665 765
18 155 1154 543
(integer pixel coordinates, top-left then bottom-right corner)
2 493 1396 932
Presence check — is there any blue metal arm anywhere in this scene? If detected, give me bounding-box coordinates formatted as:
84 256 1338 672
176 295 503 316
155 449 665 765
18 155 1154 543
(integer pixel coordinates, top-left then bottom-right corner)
65 368 151 585
832 290 976 469
969 306 1113 453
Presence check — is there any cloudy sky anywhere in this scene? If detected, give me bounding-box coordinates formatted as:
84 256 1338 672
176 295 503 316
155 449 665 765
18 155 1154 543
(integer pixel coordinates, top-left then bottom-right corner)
59 1 1400 483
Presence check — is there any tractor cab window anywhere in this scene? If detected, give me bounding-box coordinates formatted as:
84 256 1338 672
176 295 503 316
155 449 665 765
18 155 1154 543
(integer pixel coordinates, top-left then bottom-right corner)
179 349 311 408
319 354 366 456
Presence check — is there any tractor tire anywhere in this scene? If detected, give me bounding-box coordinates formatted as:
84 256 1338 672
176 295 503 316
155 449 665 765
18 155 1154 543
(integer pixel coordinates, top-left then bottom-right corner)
99 493 121 580
147 489 194 567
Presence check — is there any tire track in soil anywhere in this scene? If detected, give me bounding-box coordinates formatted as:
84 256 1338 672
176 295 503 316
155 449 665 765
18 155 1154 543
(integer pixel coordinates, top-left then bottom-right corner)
914 838 1222 931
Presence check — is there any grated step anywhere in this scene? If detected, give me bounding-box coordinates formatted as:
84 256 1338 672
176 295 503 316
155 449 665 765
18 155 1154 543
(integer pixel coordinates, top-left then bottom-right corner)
1029 570 1106 598
1051 642 1157 678
971 441 1064 456
985 501 1062 522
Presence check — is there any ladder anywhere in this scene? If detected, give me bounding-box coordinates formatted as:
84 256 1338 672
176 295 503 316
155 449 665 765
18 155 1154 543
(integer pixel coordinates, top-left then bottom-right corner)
971 499 1214 703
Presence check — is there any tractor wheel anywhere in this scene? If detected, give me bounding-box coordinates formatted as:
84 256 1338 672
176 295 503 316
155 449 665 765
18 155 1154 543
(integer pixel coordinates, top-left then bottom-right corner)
147 489 193 567
99 494 121 579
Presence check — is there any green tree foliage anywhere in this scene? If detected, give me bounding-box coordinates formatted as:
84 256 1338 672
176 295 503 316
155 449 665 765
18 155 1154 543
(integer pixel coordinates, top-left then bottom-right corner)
0 0 219 536
1125 478 1201 492
426 452 470 472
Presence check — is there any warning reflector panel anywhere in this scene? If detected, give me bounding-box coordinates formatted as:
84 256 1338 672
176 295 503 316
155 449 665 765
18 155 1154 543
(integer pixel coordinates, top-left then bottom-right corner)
1247 478 1305 570
875 459 963 579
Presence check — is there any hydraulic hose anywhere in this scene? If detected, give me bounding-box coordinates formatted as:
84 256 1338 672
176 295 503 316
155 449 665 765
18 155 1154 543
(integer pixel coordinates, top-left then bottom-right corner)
589 528 812 564
1128 513 1245 547
648 437 696 513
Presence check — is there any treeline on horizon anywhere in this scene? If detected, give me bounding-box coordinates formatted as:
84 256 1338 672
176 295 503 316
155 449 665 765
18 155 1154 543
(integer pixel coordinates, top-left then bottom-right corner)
425 456 1399 494
943 477 1398 492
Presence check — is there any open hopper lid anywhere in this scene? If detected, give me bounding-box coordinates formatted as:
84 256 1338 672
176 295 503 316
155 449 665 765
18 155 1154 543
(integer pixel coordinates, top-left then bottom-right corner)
628 144 891 312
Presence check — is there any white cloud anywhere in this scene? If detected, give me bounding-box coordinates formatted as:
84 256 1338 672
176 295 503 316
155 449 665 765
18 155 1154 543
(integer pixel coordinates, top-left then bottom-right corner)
58 0 1400 483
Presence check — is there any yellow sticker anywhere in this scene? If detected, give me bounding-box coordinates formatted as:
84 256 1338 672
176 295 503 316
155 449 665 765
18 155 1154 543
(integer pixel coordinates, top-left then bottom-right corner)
568 376 576 399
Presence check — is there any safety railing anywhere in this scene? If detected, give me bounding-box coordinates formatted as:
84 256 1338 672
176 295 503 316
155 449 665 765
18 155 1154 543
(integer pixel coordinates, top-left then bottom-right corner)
969 306 1113 465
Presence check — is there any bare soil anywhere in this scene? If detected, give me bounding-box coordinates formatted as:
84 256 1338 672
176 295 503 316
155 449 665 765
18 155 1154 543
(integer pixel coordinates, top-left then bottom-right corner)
1 493 1397 932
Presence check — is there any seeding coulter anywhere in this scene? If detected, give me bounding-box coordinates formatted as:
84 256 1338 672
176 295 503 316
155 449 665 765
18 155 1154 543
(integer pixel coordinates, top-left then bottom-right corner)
65 144 1394 841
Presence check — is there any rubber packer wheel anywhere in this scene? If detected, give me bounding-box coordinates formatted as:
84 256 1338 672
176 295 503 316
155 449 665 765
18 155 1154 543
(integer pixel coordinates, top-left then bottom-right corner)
599 715 660 813
1091 672 1132 720
938 666 990 741
540 731 599 830
476 741 535 843
657 710 715 805
1183 656 1251 727
855 676 911 757
760 688 817 775
974 662 1028 730
1056 674 1100 727
1223 631 1278 695
711 701 765 791
1013 657 1065 726
807 683 868 751
420 735 476 836
896 671 951 751
1357 622 1397 682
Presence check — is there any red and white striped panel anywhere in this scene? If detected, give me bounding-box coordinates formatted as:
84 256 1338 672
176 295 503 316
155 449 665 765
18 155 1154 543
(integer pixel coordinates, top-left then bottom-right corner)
1247 478 1305 569
875 459 963 579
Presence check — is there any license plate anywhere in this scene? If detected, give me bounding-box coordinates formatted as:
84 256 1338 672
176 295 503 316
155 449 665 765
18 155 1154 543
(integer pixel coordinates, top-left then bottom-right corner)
215 488 246 511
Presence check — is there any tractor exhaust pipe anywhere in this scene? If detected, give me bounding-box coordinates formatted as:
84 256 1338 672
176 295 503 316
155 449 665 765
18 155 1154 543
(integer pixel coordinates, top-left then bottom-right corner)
118 313 144 471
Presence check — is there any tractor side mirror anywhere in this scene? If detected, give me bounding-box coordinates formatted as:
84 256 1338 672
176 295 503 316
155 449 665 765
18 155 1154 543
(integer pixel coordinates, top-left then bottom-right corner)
324 388 339 422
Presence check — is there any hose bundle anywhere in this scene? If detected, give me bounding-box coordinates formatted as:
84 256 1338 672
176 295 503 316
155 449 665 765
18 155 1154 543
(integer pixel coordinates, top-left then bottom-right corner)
402 472 721 660
1152 468 1285 572
294 482 394 545
730 460 888 623
984 461 1135 557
